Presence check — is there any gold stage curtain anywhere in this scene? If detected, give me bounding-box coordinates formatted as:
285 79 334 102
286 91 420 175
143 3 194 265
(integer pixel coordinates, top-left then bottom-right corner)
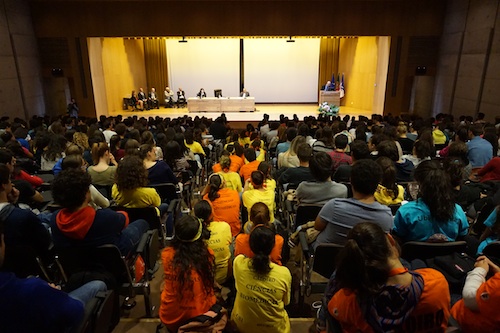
143 39 169 100
318 37 340 89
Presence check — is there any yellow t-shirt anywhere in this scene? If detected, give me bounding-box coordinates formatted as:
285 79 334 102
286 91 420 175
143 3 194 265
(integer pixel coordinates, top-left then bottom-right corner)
242 188 275 222
206 221 232 284
231 255 291 333
111 185 161 208
218 171 243 193
374 184 404 205
185 141 205 155
256 149 266 162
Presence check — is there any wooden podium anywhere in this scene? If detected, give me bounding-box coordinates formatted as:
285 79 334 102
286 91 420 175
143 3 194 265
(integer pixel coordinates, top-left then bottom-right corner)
319 91 340 106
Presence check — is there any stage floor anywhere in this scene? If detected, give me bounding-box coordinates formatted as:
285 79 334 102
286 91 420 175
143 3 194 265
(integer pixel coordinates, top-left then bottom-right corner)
109 104 373 122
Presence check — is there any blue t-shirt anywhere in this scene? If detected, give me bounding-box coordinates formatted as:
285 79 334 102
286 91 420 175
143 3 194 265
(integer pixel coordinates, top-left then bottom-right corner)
393 199 468 242
467 136 493 167
0 272 84 332
477 209 498 254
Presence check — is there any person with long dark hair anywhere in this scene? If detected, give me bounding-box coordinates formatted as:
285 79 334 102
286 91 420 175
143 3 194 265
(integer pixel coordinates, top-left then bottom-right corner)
374 156 404 205
393 160 468 243
194 200 232 284
231 226 291 333
159 215 216 332
328 222 450 332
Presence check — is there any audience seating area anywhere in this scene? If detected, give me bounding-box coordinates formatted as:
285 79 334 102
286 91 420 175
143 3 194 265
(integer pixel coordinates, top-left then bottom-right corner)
0 111 499 332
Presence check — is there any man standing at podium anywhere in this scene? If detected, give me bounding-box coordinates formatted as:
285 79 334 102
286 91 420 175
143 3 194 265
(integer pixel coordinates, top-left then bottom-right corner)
240 88 250 98
323 81 335 91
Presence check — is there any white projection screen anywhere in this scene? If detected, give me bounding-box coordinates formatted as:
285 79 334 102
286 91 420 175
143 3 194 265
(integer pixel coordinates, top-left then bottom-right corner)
243 38 321 103
166 39 240 98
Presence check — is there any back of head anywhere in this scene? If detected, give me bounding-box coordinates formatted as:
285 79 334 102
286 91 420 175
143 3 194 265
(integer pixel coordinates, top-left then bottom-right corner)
138 143 154 160
61 155 84 171
219 155 231 170
377 140 399 161
414 160 454 222
0 164 10 187
0 149 13 165
249 226 275 275
297 143 312 163
124 139 140 156
350 140 370 161
114 123 126 136
376 157 398 198
351 159 382 195
115 155 148 191
413 139 432 159
194 200 212 224
250 170 265 187
250 202 271 227
309 152 332 182
286 127 297 142
448 141 469 164
443 157 465 188
207 173 223 201
470 123 483 137
52 168 91 211
91 142 109 165
257 161 271 178
334 134 348 150
336 222 391 293
244 148 256 162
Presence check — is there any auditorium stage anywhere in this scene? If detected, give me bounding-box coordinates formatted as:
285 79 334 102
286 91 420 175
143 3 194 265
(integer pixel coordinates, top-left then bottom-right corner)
108 104 373 123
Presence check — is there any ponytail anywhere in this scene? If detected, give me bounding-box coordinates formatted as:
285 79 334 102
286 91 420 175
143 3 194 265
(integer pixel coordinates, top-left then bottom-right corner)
207 174 222 202
249 226 275 275
91 142 109 165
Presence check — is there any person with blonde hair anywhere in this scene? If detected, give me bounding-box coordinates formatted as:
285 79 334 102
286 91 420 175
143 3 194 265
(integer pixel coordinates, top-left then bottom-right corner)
278 135 306 169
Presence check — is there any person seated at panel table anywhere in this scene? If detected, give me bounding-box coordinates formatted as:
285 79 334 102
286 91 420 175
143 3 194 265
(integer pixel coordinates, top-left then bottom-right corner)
164 87 174 108
322 80 335 91
240 88 250 98
196 88 207 98
176 87 186 107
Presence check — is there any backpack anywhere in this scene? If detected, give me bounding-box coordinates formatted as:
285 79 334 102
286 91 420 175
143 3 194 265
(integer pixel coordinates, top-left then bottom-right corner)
426 252 475 294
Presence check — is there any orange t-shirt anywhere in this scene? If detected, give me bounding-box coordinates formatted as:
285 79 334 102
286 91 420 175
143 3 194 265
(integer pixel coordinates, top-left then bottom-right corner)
451 272 500 332
159 247 216 331
239 160 260 182
212 156 244 174
234 233 284 266
328 268 450 333
203 188 241 236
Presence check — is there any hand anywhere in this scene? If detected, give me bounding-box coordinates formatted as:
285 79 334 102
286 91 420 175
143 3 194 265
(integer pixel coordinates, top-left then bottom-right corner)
477 255 500 274
48 283 61 290
7 187 19 204
475 256 490 272
109 153 117 165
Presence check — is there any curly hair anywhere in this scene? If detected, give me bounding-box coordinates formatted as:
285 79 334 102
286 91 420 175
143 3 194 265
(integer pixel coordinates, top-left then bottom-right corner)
115 156 148 190
171 215 215 300
52 169 91 211
73 132 90 150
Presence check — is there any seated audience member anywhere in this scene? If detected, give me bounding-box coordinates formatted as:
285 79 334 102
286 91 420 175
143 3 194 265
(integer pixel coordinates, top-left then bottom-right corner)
448 141 473 180
451 255 500 332
243 171 276 223
112 156 168 216
278 143 314 188
216 155 242 193
184 129 205 156
443 157 482 211
477 207 499 254
0 218 108 333
109 134 125 161
159 215 216 332
252 139 266 162
212 150 230 173
235 202 284 265
377 140 415 182
194 200 232 285
402 139 432 168
87 142 117 187
0 149 44 206
139 144 178 185
0 164 50 259
53 144 84 176
375 157 404 206
397 123 415 154
231 226 291 333
257 161 276 192
61 155 110 209
333 140 370 183
0 148 42 188
433 122 449 150
314 159 392 248
393 160 469 243
229 143 245 173
238 129 251 148
312 127 335 154
467 123 493 167
328 134 352 173
51 169 149 256
276 127 297 155
102 119 117 144
41 134 66 171
163 140 191 179
296 152 348 205
278 135 305 169
239 148 260 182
201 173 241 237
328 222 450 332
476 156 500 183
